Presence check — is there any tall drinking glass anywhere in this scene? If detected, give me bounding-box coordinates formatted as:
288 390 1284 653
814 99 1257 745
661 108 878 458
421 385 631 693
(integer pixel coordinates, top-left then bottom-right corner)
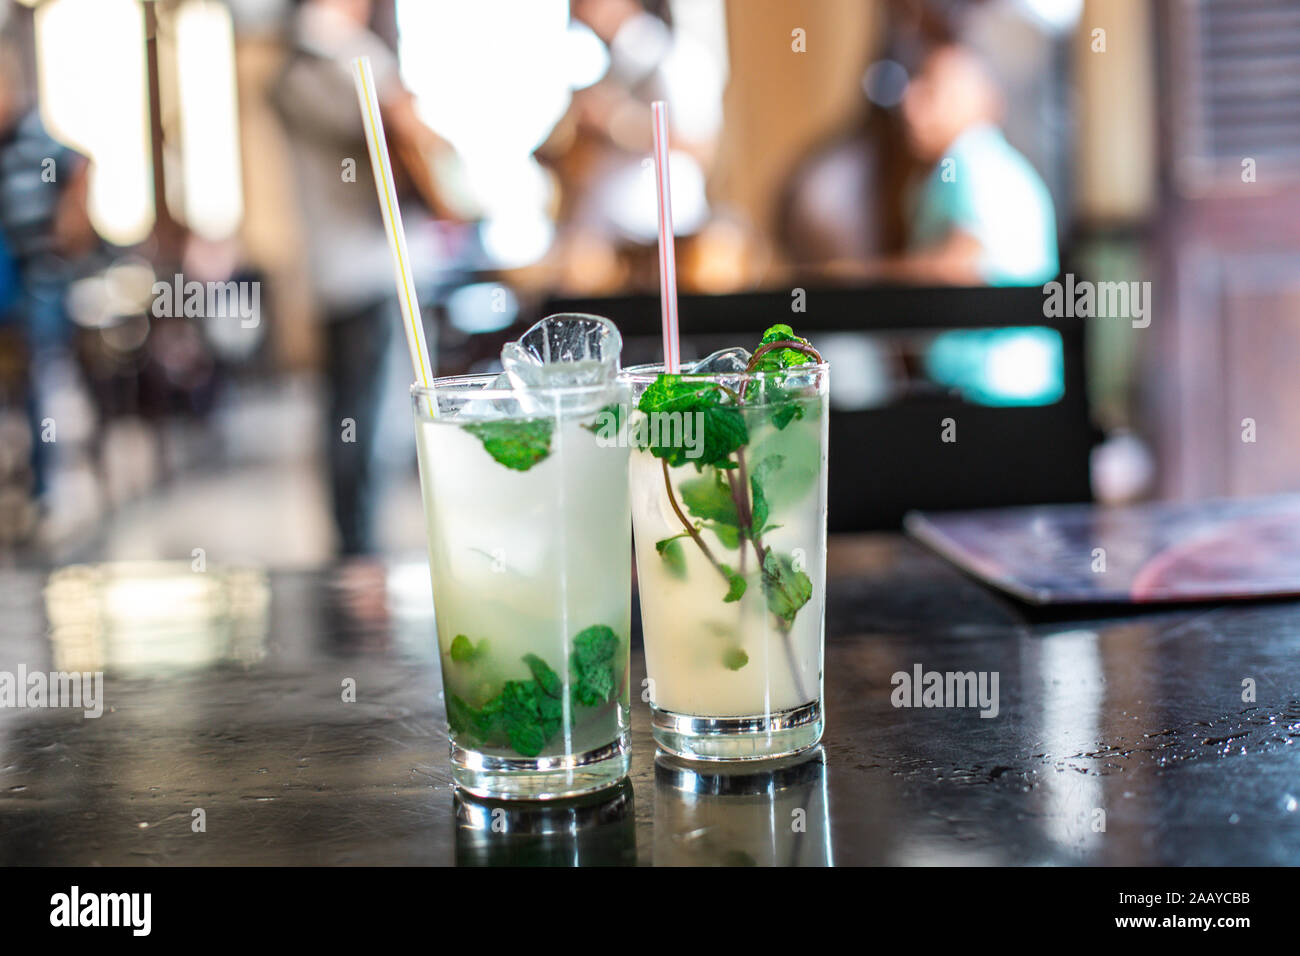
623 359 829 760
412 374 632 798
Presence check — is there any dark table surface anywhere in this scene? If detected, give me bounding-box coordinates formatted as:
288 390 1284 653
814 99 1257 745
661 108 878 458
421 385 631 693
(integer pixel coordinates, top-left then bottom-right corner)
2 535 1299 866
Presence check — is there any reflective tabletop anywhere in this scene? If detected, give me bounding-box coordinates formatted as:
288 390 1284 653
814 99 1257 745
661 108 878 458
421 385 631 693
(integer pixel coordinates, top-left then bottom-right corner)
2 535 1298 865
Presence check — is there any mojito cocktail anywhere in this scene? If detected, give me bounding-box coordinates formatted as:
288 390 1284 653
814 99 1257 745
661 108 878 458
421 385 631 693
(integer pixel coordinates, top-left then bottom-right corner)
625 325 829 760
414 315 632 798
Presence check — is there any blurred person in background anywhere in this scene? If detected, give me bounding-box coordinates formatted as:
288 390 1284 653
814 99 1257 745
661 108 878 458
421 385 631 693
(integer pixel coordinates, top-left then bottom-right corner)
273 0 458 555
830 41 1057 286
0 38 96 537
552 0 726 293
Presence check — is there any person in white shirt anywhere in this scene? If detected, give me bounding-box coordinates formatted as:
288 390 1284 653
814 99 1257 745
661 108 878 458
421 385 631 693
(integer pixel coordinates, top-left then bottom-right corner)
273 0 457 554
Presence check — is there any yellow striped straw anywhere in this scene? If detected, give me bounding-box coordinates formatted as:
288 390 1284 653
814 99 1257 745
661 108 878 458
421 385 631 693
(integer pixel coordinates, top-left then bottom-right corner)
350 56 437 414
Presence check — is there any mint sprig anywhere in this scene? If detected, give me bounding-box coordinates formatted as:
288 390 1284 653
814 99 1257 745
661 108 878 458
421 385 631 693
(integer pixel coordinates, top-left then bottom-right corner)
752 324 816 372
749 324 821 430
636 374 748 469
461 418 552 471
571 625 619 707
760 548 813 624
445 626 622 757
646 324 820 699
637 375 720 415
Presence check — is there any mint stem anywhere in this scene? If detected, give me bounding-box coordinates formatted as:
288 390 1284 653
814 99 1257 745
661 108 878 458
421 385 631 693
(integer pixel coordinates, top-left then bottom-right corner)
661 458 724 576
744 340 824 373
729 446 810 704
657 365 813 705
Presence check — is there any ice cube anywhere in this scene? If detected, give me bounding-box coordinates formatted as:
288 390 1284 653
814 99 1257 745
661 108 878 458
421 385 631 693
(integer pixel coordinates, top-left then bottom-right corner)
689 347 752 374
501 313 622 388
471 374 527 420
498 313 623 415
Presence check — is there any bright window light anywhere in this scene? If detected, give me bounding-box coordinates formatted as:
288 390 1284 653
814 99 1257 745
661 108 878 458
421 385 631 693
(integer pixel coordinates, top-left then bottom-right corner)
34 0 154 245
395 0 583 267
174 0 244 240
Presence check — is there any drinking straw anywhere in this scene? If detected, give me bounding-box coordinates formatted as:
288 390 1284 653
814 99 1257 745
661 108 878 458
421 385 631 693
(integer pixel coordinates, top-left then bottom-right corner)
650 100 681 374
351 56 437 410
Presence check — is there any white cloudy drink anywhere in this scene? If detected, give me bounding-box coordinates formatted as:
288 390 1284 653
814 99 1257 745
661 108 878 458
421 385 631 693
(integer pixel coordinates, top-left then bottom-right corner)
623 329 829 760
412 315 632 799
631 400 826 714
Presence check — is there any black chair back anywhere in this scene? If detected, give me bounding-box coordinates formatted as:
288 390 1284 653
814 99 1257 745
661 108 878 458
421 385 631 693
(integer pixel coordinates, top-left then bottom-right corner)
544 285 1095 531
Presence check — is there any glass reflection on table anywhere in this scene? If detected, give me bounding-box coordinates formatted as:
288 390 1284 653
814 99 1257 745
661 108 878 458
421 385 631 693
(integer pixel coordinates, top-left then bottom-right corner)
453 780 636 866
654 746 832 866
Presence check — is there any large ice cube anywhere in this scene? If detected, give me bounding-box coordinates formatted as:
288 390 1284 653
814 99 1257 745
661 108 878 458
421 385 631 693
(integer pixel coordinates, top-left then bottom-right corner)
501 313 622 387
689 347 752 374
498 313 623 415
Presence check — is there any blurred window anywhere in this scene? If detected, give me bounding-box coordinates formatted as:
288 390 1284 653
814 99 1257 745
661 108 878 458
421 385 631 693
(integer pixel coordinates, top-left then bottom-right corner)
172 0 243 240
34 0 153 244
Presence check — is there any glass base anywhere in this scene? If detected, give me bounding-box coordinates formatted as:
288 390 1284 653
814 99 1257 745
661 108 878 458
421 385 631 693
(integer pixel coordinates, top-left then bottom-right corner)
650 701 823 762
450 732 631 800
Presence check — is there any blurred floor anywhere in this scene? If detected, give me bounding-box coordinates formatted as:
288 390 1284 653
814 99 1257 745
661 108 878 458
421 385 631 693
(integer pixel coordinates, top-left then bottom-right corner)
96 459 426 567
33 374 427 568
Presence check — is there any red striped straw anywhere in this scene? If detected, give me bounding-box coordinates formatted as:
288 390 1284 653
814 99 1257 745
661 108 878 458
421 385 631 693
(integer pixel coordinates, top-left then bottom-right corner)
651 101 680 373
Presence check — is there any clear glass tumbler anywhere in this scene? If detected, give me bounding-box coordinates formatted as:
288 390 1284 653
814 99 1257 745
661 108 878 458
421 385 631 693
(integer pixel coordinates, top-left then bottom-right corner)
623 360 829 760
412 375 632 798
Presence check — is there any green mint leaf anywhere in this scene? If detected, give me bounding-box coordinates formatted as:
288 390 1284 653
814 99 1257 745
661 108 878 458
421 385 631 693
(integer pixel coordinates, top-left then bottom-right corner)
522 653 562 699
655 535 689 579
637 374 747 468
637 374 721 415
722 647 749 670
750 476 770 534
754 325 815 372
571 625 620 707
461 419 552 471
680 470 741 527
761 548 812 624
449 649 568 757
770 401 803 430
446 694 474 735
449 634 475 663
707 521 742 550
447 692 507 746
696 405 748 469
748 455 784 533
449 635 489 663
500 681 549 757
760 323 800 344
720 564 747 603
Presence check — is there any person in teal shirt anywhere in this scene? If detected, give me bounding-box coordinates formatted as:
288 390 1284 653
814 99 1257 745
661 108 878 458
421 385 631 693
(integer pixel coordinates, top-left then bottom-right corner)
829 43 1058 286
908 125 1058 286
902 43 1057 285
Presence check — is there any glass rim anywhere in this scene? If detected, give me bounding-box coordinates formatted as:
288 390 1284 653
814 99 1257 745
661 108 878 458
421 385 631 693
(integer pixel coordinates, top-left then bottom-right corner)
618 361 830 386
410 372 623 403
